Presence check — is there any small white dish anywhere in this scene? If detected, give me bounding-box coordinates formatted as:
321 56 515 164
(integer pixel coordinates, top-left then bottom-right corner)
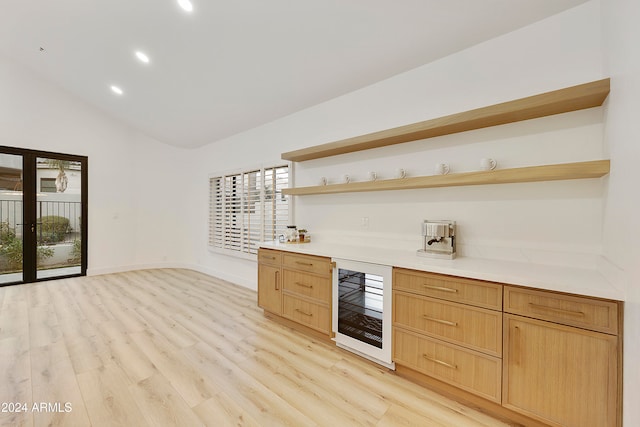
434 163 450 175
481 158 497 171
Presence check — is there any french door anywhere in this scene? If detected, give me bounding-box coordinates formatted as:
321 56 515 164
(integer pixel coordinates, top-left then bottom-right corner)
0 147 87 285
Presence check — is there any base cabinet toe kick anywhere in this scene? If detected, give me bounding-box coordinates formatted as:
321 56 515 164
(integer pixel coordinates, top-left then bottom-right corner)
258 250 623 427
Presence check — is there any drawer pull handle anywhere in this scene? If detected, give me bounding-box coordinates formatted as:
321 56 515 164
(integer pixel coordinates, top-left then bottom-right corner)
422 354 457 369
295 309 313 317
423 285 458 293
422 316 458 327
527 303 585 317
295 282 313 289
262 255 276 260
295 261 314 266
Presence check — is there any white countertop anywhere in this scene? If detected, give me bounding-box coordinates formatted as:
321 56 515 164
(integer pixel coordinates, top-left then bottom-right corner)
260 240 626 301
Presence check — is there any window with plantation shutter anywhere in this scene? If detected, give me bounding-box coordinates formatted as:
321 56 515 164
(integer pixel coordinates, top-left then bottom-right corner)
209 164 289 257
262 166 289 243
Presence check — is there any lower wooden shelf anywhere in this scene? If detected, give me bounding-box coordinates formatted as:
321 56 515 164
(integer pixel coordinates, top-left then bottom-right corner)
282 159 610 196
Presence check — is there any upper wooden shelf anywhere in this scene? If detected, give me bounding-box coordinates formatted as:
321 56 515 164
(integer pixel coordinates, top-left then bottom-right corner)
282 160 610 196
281 78 610 162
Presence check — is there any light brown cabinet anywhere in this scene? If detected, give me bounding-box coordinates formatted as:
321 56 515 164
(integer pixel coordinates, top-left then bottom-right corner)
257 263 281 314
503 287 621 427
392 268 504 403
257 248 333 337
259 252 623 426
393 269 623 427
257 249 282 314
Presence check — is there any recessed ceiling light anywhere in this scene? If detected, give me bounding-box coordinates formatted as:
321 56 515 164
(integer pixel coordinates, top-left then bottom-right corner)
177 0 193 12
135 51 150 64
110 85 124 95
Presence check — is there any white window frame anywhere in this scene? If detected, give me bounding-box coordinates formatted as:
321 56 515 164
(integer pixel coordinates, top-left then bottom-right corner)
208 162 292 261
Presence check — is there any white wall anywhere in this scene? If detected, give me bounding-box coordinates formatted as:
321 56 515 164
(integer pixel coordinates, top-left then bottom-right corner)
600 0 640 425
0 52 189 274
190 1 606 285
131 132 192 270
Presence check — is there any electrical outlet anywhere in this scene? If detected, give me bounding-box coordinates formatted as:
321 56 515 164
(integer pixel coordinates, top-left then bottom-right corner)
360 217 369 228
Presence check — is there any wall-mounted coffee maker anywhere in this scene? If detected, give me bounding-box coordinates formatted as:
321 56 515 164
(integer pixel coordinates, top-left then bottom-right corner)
417 220 456 259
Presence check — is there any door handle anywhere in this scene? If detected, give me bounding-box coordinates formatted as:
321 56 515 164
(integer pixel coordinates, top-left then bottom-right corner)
512 325 521 366
16 223 35 233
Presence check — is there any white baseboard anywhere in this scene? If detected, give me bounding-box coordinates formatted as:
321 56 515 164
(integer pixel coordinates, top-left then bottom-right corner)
88 262 196 277
87 262 257 291
190 265 256 291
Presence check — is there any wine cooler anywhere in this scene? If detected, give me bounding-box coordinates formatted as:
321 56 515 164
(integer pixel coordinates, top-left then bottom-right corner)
332 259 394 368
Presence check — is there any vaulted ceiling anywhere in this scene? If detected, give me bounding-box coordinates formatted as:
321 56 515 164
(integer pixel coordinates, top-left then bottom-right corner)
0 0 588 148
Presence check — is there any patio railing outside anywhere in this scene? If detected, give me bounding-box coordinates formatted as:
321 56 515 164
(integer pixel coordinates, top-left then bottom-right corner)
0 198 82 276
0 199 81 243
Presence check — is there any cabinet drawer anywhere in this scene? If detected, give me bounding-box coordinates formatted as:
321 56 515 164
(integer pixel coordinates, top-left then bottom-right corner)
393 268 502 310
282 253 332 277
282 294 330 334
393 291 502 357
504 286 619 335
283 270 331 304
258 248 282 267
393 328 501 403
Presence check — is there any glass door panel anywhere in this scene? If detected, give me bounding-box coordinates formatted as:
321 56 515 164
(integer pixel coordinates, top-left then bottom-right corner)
36 157 82 279
338 268 384 348
0 146 86 286
0 153 24 284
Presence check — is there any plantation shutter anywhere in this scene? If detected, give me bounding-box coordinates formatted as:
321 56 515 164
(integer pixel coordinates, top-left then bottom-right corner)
209 164 289 256
224 174 242 251
209 176 223 247
263 166 289 242
245 170 261 254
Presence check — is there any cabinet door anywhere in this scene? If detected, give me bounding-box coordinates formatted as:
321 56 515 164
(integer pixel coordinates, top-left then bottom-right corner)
503 314 618 427
258 264 281 314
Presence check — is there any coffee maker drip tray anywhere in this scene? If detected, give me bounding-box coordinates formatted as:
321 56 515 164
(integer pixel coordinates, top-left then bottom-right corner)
417 248 457 259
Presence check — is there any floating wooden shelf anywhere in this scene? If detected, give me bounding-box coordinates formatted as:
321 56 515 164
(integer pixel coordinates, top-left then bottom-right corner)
281 79 610 162
282 160 610 196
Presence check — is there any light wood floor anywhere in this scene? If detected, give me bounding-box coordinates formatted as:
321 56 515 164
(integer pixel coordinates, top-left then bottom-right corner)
0 269 510 427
